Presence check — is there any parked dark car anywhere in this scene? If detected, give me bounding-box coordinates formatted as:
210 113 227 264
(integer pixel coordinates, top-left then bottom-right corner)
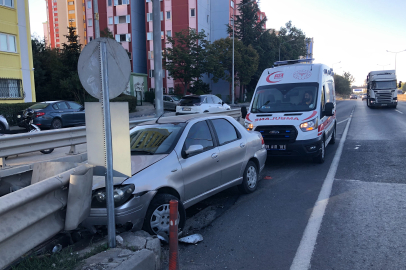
361 94 367 101
350 94 358 99
17 101 85 129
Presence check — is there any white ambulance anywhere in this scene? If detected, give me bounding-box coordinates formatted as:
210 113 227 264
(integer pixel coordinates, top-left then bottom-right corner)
244 59 336 163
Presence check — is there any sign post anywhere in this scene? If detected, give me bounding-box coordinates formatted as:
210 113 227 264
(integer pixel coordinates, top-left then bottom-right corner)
78 38 131 248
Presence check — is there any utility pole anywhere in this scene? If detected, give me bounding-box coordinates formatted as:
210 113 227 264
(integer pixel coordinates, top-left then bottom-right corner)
153 0 164 116
386 49 406 73
231 17 235 105
92 0 100 38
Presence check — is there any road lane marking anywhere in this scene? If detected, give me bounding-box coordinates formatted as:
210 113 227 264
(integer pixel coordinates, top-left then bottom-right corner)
290 106 355 270
395 110 403 114
337 118 349 125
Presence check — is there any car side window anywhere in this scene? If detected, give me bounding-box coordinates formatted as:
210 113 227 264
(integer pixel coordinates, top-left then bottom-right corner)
55 102 69 110
211 119 239 145
184 121 214 153
214 96 222 104
68 102 82 110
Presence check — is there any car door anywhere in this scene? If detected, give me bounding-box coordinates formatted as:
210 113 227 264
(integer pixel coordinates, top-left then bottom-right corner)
212 96 223 112
168 97 177 110
178 120 222 202
67 101 85 125
209 118 247 185
53 101 72 126
163 96 170 110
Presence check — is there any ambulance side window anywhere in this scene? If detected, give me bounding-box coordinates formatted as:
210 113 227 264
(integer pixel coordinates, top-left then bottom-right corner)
328 81 335 102
321 86 326 116
325 83 331 103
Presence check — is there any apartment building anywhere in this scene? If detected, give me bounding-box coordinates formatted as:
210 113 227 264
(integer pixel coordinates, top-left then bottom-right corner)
45 0 86 48
0 0 36 103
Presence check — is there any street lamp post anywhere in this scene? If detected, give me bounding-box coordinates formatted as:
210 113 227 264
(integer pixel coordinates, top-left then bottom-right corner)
278 39 294 61
386 49 406 72
377 64 390 70
332 61 341 70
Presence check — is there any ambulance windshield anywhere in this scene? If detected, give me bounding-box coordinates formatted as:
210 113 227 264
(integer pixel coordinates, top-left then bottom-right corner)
251 83 319 113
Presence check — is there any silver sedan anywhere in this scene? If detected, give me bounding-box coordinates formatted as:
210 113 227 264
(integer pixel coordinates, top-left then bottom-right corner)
82 114 267 235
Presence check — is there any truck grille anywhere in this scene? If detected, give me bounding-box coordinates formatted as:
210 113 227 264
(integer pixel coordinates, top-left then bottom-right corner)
375 92 392 103
254 125 298 143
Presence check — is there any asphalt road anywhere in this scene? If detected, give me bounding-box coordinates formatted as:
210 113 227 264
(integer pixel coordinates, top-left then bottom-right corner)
176 100 406 270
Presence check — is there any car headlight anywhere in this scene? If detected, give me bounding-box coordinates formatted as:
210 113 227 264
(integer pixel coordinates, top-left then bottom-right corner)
245 122 254 131
300 118 318 132
91 184 135 208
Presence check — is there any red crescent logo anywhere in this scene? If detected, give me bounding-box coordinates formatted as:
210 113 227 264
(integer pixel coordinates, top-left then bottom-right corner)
302 111 317 121
246 113 252 122
266 71 283 83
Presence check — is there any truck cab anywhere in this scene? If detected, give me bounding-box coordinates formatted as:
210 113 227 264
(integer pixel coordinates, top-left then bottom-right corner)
366 70 398 108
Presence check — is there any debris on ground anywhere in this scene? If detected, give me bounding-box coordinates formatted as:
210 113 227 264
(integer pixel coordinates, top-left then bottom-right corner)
179 234 203 244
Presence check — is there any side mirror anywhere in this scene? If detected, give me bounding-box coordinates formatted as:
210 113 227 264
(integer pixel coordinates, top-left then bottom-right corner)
185 145 203 156
79 106 85 111
241 106 247 119
325 102 334 116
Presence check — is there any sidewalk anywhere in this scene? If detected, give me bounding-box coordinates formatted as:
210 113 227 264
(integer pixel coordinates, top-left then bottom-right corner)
129 102 156 119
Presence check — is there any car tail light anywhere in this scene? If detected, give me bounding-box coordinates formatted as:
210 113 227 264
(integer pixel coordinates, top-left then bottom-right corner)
35 112 45 118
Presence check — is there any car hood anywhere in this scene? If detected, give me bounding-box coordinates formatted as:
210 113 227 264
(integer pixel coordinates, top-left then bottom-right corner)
92 154 168 190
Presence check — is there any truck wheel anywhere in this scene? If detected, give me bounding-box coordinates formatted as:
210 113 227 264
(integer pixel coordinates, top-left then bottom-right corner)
313 136 325 164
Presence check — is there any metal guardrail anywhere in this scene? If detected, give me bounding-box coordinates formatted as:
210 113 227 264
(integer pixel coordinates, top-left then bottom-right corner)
0 109 241 167
0 164 93 269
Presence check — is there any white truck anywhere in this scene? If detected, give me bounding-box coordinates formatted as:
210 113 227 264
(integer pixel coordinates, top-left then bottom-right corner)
366 70 398 108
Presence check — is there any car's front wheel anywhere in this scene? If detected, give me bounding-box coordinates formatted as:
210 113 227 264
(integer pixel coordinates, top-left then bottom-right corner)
313 136 325 164
143 194 186 236
238 161 258 194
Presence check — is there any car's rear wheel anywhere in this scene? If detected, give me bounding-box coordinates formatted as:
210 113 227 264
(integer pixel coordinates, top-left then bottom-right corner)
313 136 325 164
40 149 54 154
143 194 186 236
238 161 258 194
51 118 62 129
0 123 5 134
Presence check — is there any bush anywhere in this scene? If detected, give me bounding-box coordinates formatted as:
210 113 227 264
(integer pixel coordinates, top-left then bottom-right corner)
215 94 222 99
0 102 36 126
84 94 138 112
144 91 155 103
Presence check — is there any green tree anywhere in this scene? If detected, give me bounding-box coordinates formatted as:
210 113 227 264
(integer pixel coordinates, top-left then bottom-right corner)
164 28 210 95
334 74 352 96
343 71 355 84
189 80 211 94
100 27 114 39
278 21 308 61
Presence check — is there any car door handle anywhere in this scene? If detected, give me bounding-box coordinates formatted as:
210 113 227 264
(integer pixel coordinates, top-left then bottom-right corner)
211 153 218 159
240 143 246 148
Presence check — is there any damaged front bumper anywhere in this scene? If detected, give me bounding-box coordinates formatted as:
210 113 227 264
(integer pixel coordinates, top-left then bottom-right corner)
81 190 157 231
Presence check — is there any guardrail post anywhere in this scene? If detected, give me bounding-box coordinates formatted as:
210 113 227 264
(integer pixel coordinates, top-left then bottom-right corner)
67 145 77 155
0 157 6 168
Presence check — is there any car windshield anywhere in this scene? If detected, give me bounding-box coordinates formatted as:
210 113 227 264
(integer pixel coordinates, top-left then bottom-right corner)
130 123 185 155
29 103 49 109
172 96 180 101
372 80 397 90
179 97 203 106
251 83 319 113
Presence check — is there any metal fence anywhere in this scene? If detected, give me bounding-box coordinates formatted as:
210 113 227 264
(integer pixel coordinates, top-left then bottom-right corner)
0 78 24 100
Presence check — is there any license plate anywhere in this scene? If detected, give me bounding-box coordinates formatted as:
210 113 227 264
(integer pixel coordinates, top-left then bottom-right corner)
182 107 191 111
265 145 286 150
381 104 387 106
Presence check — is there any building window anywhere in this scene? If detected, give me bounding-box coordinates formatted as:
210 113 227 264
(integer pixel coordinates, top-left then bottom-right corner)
68 1 74 5
148 51 153 59
147 32 152 40
0 0 14 8
0 33 17 53
108 17 113 24
0 79 23 99
68 10 75 14
161 31 164 39
89 36 93 41
114 0 129 6
166 30 171 38
149 70 154 78
147 13 152 22
230 0 234 8
169 87 174 94
190 8 195 17
146 0 150 2
114 15 130 24
207 15 209 23
88 18 92 26
166 11 171 20
160 11 163 20
108 0 112 6
115 34 131 42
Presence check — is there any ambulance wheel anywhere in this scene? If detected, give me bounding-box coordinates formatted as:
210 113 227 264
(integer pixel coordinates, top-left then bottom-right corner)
313 136 325 164
329 125 336 145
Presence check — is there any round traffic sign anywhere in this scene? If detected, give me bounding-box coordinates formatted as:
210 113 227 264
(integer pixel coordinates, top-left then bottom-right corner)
77 37 131 100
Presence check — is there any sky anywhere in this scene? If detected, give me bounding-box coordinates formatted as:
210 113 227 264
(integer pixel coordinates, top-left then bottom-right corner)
28 0 406 86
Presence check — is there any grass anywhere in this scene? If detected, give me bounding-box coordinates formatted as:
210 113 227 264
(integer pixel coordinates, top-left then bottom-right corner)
397 94 406 102
11 243 109 270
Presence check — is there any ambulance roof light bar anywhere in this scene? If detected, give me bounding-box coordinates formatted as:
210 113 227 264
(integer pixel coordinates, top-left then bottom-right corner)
273 58 315 67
